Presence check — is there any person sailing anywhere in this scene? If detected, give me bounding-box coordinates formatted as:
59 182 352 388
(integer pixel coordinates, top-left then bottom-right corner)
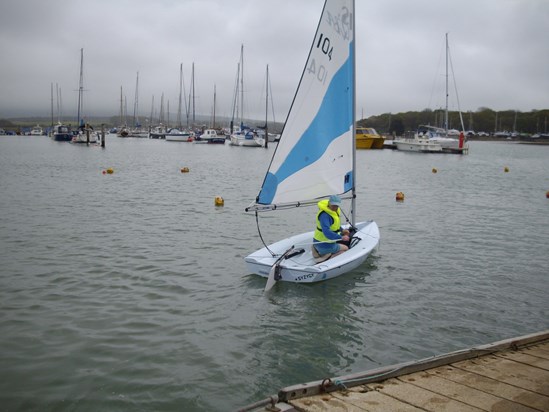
312 195 350 262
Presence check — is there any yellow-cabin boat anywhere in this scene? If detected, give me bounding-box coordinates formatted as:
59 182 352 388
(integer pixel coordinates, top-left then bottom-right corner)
356 127 385 149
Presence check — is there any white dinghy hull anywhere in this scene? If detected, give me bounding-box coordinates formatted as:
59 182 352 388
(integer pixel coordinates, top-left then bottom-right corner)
245 221 379 283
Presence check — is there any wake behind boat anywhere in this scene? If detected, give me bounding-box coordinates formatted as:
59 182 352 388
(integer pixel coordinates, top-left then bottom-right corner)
245 0 379 289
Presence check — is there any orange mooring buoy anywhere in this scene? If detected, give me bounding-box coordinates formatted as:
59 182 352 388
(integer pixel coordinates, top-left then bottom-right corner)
180 167 190 173
432 167 438 173
395 192 405 202
215 196 224 206
106 168 114 174
546 191 549 199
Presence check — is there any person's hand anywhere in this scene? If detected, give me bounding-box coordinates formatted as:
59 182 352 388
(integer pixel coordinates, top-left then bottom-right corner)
342 235 350 242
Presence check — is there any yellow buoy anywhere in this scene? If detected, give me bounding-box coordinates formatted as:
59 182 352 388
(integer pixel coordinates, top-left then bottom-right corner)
180 167 190 173
432 168 438 173
214 196 224 206
106 168 114 174
504 167 509 173
395 192 405 202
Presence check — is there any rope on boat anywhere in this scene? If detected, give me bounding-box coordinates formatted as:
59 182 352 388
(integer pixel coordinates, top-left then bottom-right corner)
255 210 276 257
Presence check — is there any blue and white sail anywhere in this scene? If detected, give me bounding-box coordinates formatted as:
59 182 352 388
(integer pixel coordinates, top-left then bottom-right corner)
247 0 355 211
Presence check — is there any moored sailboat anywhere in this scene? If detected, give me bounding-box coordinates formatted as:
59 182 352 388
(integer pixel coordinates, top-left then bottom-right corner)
229 45 264 147
245 0 379 289
71 48 98 144
418 33 468 153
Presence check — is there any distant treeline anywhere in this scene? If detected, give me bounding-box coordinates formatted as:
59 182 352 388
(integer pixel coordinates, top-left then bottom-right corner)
358 108 549 136
3 108 548 136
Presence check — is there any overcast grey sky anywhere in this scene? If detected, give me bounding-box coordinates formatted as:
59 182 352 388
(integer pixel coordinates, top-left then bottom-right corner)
0 0 548 123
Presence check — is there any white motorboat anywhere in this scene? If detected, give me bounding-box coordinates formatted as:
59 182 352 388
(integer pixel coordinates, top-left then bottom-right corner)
196 129 225 144
30 125 43 136
51 123 72 142
165 129 194 142
394 136 443 152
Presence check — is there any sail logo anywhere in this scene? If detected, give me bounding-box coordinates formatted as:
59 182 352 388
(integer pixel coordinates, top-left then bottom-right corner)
325 3 352 41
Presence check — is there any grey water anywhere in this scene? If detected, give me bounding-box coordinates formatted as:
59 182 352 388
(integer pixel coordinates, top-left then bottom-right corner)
0 135 548 411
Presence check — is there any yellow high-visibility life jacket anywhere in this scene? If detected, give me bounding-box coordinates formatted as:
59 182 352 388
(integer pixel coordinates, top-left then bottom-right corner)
313 199 341 243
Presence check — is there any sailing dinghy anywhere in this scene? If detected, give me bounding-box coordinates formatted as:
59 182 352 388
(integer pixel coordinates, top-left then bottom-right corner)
245 0 379 288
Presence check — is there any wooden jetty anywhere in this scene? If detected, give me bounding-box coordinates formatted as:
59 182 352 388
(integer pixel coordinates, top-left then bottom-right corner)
239 330 549 412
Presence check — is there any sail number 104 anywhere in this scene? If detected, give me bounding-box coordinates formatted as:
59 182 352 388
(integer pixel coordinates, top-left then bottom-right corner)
317 33 333 60
307 33 333 85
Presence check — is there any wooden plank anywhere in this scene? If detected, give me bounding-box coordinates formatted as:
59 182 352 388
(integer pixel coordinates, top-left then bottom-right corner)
521 345 549 360
427 365 549 411
497 349 549 370
288 392 366 411
452 354 549 396
365 378 483 411
398 370 540 412
332 386 425 412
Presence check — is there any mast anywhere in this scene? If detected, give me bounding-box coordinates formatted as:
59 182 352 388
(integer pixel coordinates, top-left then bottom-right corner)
119 86 124 126
444 32 449 135
182 64 188 129
177 63 182 128
213 84 216 128
192 62 195 126
351 0 356 226
132 71 140 127
264 64 269 149
230 61 240 133
57 84 61 122
50 83 54 129
186 66 192 128
149 95 154 127
239 44 244 128
160 93 164 124
76 48 84 126
167 100 170 128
